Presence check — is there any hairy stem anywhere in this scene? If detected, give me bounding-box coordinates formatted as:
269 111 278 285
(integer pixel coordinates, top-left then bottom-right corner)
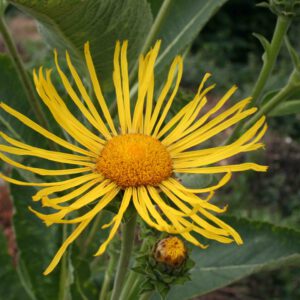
110 213 137 300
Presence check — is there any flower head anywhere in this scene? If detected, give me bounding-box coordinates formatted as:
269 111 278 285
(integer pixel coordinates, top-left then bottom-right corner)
0 40 267 275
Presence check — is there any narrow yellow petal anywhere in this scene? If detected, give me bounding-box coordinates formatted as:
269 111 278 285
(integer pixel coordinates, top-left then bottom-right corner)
0 103 94 157
120 41 132 131
95 187 132 256
168 173 232 193
0 152 91 176
33 173 101 201
175 163 268 174
43 218 93 275
113 41 126 133
152 56 183 136
65 51 111 140
84 42 117 135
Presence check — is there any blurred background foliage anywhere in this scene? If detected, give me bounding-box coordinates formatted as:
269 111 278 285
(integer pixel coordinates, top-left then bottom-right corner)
0 0 300 299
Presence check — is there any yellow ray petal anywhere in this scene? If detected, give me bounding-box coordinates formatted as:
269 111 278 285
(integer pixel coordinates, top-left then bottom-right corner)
65 51 112 140
0 173 55 187
161 180 227 213
159 184 230 236
53 50 110 139
169 107 258 154
0 152 91 176
42 178 102 209
29 187 120 226
84 42 117 135
0 103 94 157
37 69 105 152
146 56 182 135
0 145 94 167
151 56 183 136
132 187 167 232
168 172 232 193
32 173 101 201
175 163 268 174
120 41 132 131
139 186 177 233
0 131 94 162
132 41 161 132
113 41 126 133
44 218 93 275
95 187 132 256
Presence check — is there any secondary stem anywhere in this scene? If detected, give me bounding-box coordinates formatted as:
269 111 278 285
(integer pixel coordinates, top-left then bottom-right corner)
251 16 291 103
99 251 117 300
0 15 52 133
120 239 148 300
58 225 70 300
110 213 137 300
226 15 291 144
243 71 298 130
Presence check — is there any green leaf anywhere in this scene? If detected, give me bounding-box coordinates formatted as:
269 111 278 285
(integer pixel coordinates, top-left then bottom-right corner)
10 176 61 300
253 33 271 56
153 217 300 299
269 100 300 116
10 0 153 89
0 230 30 300
147 0 228 74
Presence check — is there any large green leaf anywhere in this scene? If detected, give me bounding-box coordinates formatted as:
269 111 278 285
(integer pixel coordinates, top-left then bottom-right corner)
146 0 228 74
11 178 61 300
0 230 30 300
9 0 153 89
153 217 300 299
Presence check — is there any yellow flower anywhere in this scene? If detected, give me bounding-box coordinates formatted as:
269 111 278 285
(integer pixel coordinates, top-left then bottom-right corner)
0 40 267 275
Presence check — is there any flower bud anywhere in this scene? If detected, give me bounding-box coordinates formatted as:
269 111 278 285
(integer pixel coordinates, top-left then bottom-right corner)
259 0 300 17
154 236 187 268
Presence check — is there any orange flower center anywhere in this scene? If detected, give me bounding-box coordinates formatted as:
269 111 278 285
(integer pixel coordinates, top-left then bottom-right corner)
96 134 172 187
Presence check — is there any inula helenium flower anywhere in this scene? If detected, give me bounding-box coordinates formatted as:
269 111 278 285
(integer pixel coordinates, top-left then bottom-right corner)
0 41 267 275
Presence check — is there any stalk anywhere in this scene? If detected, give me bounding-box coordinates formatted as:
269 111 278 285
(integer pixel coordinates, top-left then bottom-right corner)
226 15 291 144
99 252 117 300
110 213 137 300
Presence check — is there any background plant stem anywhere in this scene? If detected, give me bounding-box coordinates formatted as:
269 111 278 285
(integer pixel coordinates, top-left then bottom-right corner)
226 15 291 144
110 213 137 300
99 251 117 300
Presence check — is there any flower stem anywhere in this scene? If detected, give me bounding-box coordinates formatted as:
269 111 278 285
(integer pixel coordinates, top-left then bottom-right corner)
243 70 298 130
0 14 54 143
58 225 70 300
226 15 291 144
251 16 291 103
119 239 148 300
110 213 137 300
99 251 117 300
